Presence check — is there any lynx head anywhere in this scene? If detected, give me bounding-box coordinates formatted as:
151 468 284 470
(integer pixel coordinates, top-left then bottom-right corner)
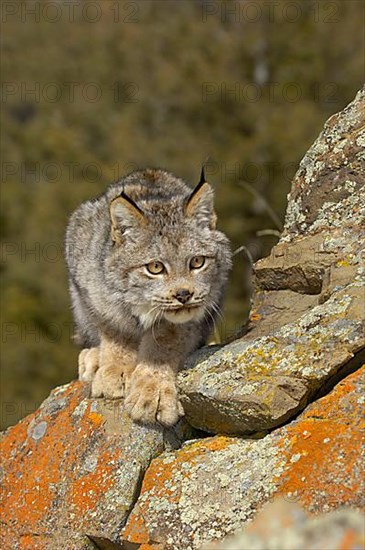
108 169 231 328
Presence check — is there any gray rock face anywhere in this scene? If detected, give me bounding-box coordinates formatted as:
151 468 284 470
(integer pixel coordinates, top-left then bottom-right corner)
178 87 365 435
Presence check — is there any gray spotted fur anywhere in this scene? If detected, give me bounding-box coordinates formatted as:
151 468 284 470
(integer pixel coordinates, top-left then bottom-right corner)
65 168 231 350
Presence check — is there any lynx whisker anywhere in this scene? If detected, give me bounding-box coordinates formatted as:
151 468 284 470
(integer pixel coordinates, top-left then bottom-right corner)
151 310 160 346
146 304 163 345
157 308 165 332
210 300 224 322
151 306 169 346
202 300 218 334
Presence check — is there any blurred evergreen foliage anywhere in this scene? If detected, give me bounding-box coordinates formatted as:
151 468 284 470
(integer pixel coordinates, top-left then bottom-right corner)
1 0 363 428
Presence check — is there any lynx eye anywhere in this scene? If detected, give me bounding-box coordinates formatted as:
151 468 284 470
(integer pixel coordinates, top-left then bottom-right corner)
146 260 165 275
190 256 205 270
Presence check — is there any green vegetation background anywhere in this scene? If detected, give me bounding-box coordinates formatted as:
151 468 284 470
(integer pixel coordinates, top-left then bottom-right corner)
1 0 363 429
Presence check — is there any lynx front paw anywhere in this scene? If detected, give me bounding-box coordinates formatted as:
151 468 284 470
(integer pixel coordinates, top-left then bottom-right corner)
78 348 100 382
91 363 134 399
124 365 184 427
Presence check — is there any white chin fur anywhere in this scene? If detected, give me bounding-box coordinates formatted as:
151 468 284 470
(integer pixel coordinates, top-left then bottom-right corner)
134 304 205 328
163 307 204 325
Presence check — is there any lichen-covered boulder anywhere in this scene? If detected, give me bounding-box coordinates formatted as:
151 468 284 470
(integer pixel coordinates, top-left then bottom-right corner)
123 366 365 549
203 499 365 550
178 87 365 434
179 283 364 434
0 381 191 549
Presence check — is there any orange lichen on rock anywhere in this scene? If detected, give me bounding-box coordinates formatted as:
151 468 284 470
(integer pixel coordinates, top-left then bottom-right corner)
87 411 105 426
0 380 166 548
1 382 89 531
122 509 152 545
122 436 233 544
137 435 232 498
274 366 365 511
140 544 165 550
17 534 55 550
68 448 120 514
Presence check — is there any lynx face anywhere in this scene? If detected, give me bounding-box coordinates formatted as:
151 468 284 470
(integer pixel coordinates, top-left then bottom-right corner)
127 245 221 328
108 174 230 330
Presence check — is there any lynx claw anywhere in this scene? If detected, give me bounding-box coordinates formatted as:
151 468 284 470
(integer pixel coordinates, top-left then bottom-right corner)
156 398 185 427
91 363 134 399
78 348 99 382
124 366 184 427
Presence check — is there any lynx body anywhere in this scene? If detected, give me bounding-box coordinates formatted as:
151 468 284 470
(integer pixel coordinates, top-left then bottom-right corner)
65 169 231 426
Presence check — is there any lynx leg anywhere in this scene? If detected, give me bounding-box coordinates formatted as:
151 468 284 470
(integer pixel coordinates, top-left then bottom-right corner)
124 364 184 426
78 348 100 382
91 336 138 399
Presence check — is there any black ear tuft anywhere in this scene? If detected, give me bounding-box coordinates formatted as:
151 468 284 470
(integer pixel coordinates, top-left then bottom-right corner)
199 165 206 185
118 190 144 216
109 190 146 243
184 171 216 229
187 166 207 204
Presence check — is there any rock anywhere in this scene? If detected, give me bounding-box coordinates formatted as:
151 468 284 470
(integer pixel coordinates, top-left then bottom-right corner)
282 87 365 239
122 365 365 549
178 87 365 435
179 283 364 434
0 381 193 549
203 499 365 550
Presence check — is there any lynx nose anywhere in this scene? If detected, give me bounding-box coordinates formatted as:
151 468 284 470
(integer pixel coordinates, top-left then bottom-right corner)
174 288 193 304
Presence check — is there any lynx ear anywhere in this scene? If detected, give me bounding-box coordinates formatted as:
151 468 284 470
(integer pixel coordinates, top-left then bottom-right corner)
109 191 145 243
185 168 217 229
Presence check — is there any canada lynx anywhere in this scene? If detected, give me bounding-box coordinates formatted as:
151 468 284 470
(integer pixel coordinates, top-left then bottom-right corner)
65 169 231 426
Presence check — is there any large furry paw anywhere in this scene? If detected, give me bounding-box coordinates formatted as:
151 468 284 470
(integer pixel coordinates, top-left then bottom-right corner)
124 365 184 426
78 348 100 382
91 363 134 399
